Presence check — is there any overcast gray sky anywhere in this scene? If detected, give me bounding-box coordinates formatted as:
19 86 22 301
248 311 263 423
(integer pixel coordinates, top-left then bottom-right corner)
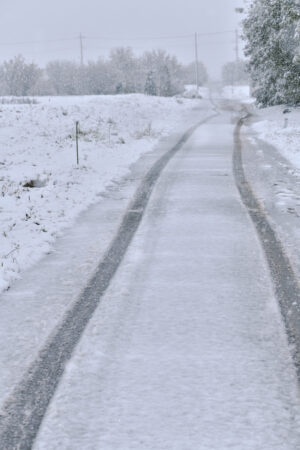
0 0 245 78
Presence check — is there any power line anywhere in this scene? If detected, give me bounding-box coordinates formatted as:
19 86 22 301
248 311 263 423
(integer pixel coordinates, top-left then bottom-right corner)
197 30 235 36
0 30 235 47
85 30 235 41
0 37 77 47
85 34 193 41
235 29 240 62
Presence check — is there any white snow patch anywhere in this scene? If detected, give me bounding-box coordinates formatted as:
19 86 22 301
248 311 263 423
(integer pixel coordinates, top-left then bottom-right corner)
183 85 210 99
0 94 199 292
252 105 300 169
222 85 252 102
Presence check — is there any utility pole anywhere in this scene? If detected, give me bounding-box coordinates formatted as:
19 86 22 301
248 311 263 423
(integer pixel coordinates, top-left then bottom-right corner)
235 29 240 63
194 32 199 93
79 32 84 65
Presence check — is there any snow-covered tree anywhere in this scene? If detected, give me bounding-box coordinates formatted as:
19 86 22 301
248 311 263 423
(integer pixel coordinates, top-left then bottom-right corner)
0 55 42 96
108 48 140 94
0 47 187 97
243 0 300 105
141 50 183 96
46 60 79 95
144 71 157 96
84 59 112 95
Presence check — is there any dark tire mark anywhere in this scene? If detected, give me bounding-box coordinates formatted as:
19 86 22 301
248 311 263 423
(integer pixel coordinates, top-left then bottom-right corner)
0 113 216 450
234 117 300 378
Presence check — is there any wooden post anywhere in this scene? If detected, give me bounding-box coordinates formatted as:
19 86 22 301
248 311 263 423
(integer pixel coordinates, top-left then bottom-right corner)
76 121 79 165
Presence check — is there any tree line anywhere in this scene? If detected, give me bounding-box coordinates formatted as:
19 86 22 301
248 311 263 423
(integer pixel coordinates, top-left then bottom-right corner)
243 0 300 106
222 60 249 86
0 48 208 97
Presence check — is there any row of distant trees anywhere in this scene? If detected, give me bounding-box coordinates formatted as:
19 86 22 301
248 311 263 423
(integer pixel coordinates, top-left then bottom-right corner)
0 49 208 97
222 60 249 86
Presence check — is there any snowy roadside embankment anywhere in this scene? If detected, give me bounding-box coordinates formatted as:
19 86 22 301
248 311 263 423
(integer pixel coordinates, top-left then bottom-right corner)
242 104 300 279
0 94 200 292
251 106 300 169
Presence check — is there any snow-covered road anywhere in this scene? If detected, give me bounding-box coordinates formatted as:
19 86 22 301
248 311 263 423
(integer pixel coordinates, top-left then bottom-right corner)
31 113 300 449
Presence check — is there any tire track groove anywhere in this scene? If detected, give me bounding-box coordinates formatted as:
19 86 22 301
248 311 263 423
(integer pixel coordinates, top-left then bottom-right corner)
0 113 216 450
234 116 300 380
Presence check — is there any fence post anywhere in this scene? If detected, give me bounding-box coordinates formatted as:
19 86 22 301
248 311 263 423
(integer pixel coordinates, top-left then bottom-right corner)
76 121 79 165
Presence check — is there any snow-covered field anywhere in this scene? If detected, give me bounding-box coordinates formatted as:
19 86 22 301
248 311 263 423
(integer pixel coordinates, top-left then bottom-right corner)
251 106 300 168
0 94 199 292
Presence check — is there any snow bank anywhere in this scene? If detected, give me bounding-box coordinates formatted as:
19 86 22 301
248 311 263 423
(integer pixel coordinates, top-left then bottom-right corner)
251 106 300 169
222 85 252 102
0 94 199 292
183 85 210 99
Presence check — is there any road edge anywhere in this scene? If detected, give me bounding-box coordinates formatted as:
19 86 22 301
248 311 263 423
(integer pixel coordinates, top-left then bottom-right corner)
0 113 217 450
233 115 300 381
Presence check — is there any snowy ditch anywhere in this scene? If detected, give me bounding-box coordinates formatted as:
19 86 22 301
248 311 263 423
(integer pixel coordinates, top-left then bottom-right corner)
0 94 199 292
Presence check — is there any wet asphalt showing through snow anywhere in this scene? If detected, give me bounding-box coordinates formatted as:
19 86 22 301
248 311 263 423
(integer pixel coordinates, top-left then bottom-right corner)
0 114 216 450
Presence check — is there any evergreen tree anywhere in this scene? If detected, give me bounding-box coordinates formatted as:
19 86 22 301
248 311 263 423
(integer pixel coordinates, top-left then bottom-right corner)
158 65 172 96
144 71 157 95
243 0 300 105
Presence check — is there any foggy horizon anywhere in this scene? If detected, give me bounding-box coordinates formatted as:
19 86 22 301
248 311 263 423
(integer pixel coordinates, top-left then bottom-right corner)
0 0 245 78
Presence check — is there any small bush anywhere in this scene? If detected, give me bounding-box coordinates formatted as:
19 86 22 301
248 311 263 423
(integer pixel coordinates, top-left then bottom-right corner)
0 97 38 105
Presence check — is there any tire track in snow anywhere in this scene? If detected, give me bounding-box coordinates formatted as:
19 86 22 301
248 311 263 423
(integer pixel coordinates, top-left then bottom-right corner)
234 116 300 380
0 113 216 450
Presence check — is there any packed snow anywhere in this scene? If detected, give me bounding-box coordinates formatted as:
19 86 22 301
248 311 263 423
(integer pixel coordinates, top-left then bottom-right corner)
0 94 199 292
33 119 300 450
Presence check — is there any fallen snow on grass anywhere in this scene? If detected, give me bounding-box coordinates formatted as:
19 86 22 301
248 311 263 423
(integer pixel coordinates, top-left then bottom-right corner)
0 94 199 292
252 106 300 169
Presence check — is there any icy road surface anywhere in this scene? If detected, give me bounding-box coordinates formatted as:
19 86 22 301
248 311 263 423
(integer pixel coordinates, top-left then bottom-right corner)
33 114 300 449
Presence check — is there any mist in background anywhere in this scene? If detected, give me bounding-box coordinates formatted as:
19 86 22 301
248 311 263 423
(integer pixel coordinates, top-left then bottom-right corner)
0 0 244 79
